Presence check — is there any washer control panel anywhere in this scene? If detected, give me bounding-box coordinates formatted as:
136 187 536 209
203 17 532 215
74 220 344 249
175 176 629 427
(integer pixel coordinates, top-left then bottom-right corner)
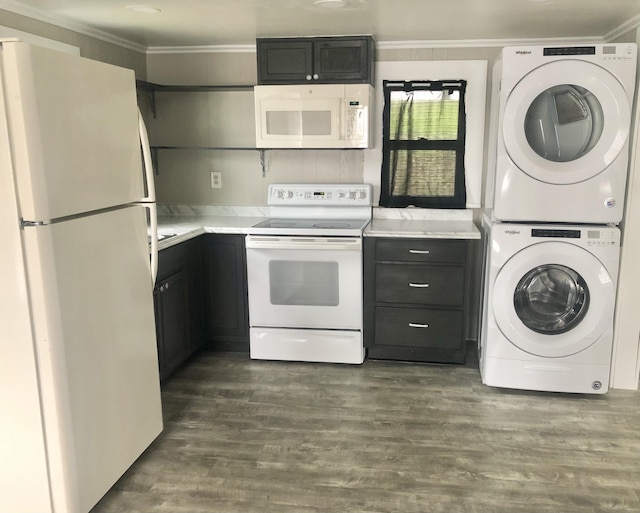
268 184 372 206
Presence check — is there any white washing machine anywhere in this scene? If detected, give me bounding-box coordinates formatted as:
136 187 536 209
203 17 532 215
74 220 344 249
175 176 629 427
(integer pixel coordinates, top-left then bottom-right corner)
479 218 619 394
486 43 637 224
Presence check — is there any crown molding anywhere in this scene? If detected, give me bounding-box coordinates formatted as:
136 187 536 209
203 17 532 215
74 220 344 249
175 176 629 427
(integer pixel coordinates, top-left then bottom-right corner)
146 36 607 55
146 44 256 55
375 36 606 50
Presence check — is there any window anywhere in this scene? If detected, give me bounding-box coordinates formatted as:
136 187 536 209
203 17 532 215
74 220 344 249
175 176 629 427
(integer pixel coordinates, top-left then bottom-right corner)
380 80 467 208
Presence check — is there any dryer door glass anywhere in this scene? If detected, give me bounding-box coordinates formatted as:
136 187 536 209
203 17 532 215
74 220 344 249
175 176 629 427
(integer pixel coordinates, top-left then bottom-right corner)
524 85 604 163
513 264 590 334
501 60 631 185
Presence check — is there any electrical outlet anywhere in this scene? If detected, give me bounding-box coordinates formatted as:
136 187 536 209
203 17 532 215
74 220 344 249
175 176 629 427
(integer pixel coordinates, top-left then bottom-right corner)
211 171 222 189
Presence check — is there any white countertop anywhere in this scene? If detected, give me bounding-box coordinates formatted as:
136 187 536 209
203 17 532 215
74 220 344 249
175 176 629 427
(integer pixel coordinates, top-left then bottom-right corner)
156 215 265 250
364 207 480 239
154 205 481 249
364 218 480 239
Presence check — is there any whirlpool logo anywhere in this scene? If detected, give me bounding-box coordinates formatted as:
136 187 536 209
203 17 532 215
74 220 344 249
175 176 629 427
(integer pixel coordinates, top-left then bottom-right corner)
515 50 532 55
504 229 521 235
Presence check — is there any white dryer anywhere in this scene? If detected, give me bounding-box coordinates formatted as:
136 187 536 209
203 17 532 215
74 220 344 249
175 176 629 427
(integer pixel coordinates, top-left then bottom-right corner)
480 219 619 394
487 44 637 224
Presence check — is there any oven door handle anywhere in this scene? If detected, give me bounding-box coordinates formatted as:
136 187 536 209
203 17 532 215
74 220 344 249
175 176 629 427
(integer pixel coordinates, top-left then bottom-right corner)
246 235 362 251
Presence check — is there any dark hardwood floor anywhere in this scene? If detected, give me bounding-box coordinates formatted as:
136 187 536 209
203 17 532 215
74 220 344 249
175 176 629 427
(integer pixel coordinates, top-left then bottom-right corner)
91 349 640 513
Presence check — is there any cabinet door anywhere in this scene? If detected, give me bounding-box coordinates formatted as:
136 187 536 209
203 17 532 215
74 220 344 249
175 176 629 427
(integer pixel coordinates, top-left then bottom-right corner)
155 270 190 380
184 238 204 353
314 38 373 83
203 234 249 350
154 238 204 382
257 39 314 84
257 36 374 85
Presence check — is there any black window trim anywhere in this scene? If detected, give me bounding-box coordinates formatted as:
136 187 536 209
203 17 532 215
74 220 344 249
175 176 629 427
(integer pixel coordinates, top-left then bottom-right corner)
380 79 468 209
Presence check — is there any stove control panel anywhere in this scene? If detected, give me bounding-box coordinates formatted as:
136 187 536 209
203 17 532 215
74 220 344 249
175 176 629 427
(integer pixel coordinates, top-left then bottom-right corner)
268 183 372 206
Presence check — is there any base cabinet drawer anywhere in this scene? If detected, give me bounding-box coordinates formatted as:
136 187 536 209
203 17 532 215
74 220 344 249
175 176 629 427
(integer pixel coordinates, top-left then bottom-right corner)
376 238 467 263
374 307 464 350
364 236 472 364
376 264 464 305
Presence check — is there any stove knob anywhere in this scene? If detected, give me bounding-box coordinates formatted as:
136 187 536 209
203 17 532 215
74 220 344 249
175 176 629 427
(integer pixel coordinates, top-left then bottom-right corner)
358 190 367 200
349 191 357 200
274 189 284 199
286 190 294 198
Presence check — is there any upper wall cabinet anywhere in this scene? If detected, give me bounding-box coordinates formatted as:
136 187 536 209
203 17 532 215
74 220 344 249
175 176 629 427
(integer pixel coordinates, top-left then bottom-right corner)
257 36 375 85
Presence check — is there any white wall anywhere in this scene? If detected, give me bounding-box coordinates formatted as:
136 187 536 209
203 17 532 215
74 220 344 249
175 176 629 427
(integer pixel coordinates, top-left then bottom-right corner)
611 27 640 390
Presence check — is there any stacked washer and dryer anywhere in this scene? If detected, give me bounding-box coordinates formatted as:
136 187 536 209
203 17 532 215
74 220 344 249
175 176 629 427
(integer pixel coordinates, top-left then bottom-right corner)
481 44 637 393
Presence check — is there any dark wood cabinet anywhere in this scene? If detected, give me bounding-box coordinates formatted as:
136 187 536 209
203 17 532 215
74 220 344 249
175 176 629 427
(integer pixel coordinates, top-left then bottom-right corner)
202 234 249 351
364 237 472 364
154 237 204 382
257 36 375 85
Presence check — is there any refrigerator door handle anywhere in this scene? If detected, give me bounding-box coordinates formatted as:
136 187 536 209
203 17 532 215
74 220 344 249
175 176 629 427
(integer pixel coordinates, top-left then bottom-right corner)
138 108 156 203
147 202 159 285
137 108 158 285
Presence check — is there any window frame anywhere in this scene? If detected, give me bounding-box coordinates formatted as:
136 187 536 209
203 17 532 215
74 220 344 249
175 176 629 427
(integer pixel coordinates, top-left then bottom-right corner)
380 79 468 209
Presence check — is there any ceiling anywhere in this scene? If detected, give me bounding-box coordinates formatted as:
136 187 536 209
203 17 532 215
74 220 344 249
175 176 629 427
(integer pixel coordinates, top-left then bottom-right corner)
1 0 639 51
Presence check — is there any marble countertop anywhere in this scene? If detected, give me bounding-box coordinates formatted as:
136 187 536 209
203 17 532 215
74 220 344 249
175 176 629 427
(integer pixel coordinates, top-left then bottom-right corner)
364 218 480 239
156 215 265 250
365 207 480 239
154 205 481 250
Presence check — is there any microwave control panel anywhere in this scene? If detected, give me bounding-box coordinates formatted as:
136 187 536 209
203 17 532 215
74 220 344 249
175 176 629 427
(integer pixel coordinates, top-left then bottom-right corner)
268 184 372 206
346 102 366 140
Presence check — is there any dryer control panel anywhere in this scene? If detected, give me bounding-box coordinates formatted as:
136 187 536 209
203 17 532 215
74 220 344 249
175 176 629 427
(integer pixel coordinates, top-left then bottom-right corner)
530 227 618 246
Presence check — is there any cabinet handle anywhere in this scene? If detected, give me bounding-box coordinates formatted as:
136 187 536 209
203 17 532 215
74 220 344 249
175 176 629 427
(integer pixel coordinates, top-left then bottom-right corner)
409 323 429 328
409 283 430 288
306 74 312 81
313 73 319 80
409 249 430 254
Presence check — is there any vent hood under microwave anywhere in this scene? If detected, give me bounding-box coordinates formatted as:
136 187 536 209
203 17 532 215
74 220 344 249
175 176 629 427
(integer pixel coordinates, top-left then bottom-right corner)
254 84 374 149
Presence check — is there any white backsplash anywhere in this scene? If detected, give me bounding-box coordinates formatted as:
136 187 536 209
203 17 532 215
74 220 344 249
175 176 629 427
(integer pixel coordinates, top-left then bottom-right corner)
158 204 270 217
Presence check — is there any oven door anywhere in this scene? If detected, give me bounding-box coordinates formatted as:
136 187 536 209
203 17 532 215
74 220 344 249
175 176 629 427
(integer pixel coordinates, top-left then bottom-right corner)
245 235 362 330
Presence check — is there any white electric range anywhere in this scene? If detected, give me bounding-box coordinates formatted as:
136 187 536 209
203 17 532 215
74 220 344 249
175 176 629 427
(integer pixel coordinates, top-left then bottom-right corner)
245 183 373 364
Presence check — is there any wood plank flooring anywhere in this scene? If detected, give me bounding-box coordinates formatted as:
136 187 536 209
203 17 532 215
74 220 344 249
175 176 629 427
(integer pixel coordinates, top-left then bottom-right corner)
91 350 640 513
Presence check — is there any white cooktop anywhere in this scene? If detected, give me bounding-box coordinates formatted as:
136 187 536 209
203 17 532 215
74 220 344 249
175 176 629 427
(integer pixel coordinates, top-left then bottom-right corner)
248 183 373 236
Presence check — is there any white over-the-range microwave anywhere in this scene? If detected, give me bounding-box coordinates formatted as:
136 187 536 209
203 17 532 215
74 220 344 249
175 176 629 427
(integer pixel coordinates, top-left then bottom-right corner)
254 84 374 149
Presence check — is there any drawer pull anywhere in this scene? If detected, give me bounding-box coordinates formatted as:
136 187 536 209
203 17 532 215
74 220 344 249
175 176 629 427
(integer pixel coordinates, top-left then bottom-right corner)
409 323 430 328
409 283 430 288
409 249 430 254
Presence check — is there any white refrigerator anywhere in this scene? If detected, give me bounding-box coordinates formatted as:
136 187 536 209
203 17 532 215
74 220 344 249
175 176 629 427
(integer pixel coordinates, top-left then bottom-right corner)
0 41 163 513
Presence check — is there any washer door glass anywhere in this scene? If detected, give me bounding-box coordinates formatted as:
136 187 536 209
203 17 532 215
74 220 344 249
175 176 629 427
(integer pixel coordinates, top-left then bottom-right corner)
524 85 604 163
514 264 589 334
492 241 615 357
